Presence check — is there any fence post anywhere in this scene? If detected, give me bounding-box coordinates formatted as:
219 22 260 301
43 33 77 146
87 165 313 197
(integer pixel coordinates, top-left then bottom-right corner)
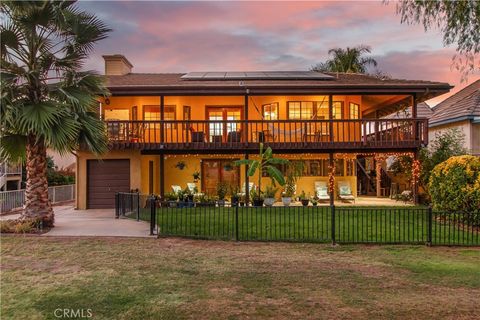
331 204 336 245
115 193 119 218
149 195 156 236
235 203 239 241
427 206 432 246
136 192 140 221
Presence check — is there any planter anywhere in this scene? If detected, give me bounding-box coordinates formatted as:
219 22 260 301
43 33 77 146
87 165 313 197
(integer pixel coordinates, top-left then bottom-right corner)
231 196 240 207
264 198 275 207
301 199 309 206
253 199 264 207
239 201 245 207
217 199 226 207
168 201 178 208
312 202 318 207
282 197 292 207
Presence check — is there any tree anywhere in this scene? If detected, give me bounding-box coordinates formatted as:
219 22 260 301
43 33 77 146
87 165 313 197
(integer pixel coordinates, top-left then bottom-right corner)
393 0 480 79
389 128 467 194
311 45 378 73
235 143 288 200
0 1 110 225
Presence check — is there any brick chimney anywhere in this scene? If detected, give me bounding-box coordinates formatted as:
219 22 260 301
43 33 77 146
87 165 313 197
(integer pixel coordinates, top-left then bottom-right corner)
102 54 133 76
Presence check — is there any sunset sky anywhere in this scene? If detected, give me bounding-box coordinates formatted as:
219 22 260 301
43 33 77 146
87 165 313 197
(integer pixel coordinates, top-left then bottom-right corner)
79 1 479 106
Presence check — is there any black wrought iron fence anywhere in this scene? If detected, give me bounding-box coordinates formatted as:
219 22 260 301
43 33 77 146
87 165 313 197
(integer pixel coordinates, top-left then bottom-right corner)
116 192 479 246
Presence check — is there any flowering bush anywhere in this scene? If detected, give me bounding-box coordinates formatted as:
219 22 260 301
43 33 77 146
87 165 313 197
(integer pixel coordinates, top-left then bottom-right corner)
428 155 480 213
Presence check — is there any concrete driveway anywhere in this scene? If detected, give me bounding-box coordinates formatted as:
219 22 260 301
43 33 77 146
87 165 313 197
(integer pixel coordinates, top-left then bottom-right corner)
1 206 150 237
41 205 152 237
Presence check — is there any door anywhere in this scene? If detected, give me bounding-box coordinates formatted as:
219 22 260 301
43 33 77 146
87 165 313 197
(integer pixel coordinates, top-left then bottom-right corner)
206 107 242 142
87 159 130 209
201 159 240 195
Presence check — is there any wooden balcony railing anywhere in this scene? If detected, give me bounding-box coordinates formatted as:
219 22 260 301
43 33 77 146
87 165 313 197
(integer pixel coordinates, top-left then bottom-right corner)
105 118 428 151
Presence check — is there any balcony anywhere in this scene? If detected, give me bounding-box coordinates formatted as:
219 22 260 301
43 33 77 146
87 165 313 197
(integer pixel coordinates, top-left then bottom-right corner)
105 118 428 153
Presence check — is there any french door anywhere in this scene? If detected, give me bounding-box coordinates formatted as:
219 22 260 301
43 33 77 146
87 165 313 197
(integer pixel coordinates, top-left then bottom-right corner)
201 159 240 195
206 107 242 142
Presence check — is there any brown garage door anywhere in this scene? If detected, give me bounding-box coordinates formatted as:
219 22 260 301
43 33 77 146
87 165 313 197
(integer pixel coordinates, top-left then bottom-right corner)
87 159 130 209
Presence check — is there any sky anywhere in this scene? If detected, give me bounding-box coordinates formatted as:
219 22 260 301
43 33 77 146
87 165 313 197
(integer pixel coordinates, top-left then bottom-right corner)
78 0 479 106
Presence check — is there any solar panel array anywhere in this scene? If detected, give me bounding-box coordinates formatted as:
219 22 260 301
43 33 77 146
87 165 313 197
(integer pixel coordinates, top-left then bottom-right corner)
180 71 334 81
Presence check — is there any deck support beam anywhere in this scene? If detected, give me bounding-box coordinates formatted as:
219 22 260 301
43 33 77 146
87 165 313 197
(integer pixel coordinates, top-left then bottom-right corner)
160 95 165 143
244 153 249 205
159 154 165 199
244 94 249 147
329 152 335 206
413 150 419 205
376 157 382 198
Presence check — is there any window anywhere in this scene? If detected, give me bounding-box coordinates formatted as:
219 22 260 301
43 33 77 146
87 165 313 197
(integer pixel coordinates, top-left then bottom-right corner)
335 159 345 176
262 160 330 177
332 102 343 119
288 101 314 119
143 105 160 120
262 103 279 120
349 102 360 119
183 106 191 129
346 159 355 176
287 101 342 119
143 105 176 128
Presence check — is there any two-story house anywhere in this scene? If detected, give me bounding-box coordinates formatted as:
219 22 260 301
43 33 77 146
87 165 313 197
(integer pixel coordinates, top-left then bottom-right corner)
75 54 451 209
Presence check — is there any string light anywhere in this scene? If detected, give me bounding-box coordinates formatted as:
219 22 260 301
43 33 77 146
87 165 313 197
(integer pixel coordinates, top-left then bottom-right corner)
411 159 421 189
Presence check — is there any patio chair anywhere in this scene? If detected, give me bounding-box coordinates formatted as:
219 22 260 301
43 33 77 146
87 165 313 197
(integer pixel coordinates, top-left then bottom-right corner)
171 185 182 194
186 182 204 197
227 131 242 143
314 181 330 202
191 131 205 143
238 182 255 197
337 181 355 203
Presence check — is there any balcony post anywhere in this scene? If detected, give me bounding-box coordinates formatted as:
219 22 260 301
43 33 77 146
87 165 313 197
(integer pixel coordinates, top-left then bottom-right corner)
244 94 249 147
328 94 333 143
412 93 418 142
160 95 165 144
413 150 419 204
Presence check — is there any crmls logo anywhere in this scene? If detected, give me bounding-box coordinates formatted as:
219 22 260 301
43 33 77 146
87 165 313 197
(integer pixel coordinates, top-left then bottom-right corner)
54 309 93 318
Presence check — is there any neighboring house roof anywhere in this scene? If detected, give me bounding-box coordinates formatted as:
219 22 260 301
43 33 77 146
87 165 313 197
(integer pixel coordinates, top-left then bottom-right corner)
429 80 480 127
383 102 434 119
105 72 451 101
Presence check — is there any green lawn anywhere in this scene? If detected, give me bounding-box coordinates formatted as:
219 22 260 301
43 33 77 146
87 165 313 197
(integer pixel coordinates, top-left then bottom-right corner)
127 206 479 245
1 236 479 319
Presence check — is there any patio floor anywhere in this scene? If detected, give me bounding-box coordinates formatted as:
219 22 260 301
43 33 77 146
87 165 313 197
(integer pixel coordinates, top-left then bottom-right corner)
269 196 413 207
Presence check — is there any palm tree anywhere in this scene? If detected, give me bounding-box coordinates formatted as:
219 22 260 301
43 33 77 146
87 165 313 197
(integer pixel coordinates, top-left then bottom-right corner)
0 1 111 226
311 45 378 73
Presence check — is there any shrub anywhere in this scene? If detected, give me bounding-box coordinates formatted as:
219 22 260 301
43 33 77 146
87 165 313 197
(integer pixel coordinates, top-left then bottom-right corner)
0 220 15 233
428 155 480 213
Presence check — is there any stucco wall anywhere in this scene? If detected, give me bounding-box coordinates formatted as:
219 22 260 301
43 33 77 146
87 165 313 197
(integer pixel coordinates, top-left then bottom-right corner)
429 121 472 152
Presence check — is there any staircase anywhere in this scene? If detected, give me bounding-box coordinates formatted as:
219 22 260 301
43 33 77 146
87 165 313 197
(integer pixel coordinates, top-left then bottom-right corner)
0 161 22 191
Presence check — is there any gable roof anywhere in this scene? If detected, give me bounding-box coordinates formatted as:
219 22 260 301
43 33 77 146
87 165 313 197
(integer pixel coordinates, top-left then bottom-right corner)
430 80 480 127
383 102 434 119
105 72 451 101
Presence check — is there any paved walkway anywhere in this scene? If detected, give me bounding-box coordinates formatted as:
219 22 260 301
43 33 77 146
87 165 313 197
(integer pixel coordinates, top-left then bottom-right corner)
1 206 151 237
43 206 152 237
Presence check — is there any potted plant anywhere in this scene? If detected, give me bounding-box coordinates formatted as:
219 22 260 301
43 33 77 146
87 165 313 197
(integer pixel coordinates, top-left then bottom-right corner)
239 194 246 207
299 190 309 206
263 184 277 207
235 143 288 207
192 171 201 183
230 185 240 206
311 196 318 206
216 181 228 207
183 187 194 207
164 192 178 208
250 188 264 207
282 161 303 206
175 161 186 170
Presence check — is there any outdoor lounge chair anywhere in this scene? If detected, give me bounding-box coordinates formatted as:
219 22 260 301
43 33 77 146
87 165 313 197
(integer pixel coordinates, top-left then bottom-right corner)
187 182 204 197
314 181 330 202
337 181 355 203
191 131 205 143
171 185 182 194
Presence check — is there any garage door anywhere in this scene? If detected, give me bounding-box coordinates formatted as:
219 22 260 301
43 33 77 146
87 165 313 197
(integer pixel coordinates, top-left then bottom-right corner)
87 159 130 209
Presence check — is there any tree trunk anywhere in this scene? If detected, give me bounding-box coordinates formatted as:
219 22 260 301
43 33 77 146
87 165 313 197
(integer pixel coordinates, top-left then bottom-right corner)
21 134 54 226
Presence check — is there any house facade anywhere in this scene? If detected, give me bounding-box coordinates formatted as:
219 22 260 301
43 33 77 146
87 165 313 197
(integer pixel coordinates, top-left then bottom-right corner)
428 80 480 156
75 54 451 209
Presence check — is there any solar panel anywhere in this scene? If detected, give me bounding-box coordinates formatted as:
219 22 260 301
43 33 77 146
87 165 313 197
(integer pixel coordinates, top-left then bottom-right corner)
180 71 334 80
